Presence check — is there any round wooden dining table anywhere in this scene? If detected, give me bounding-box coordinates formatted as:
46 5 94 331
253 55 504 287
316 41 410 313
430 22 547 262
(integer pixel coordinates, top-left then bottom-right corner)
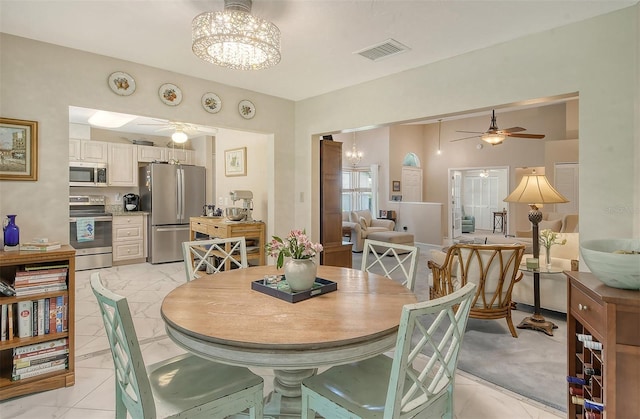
161 264 417 417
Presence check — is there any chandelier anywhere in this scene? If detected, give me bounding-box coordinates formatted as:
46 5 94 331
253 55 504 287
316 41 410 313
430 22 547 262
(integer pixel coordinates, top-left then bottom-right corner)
192 0 281 70
345 133 363 166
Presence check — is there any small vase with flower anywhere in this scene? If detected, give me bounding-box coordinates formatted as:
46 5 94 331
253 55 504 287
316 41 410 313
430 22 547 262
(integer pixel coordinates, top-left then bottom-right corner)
539 229 567 269
265 229 323 292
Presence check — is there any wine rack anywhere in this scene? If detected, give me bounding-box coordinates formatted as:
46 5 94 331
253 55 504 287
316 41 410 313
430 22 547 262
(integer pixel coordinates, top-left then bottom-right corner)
569 328 604 418
566 271 640 418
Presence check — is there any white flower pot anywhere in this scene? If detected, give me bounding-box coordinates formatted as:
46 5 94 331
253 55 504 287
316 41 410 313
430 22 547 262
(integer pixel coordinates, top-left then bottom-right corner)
284 259 317 292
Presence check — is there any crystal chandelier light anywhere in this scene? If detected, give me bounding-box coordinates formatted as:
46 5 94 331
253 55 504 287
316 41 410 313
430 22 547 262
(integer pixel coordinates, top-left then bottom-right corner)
346 132 363 166
192 0 281 70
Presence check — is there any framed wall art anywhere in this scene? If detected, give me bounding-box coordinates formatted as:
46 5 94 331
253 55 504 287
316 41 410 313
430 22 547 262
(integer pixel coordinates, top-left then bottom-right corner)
0 117 38 181
392 180 401 191
224 147 247 177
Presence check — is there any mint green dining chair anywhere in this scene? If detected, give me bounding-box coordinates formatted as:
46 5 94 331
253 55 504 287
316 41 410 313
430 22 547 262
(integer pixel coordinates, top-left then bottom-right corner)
301 282 476 419
90 273 264 418
182 237 248 281
361 239 420 291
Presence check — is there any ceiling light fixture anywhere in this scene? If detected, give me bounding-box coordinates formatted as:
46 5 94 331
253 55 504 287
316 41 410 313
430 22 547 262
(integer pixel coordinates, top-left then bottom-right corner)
192 0 281 71
479 169 489 178
481 132 506 145
88 110 136 128
345 132 363 166
171 129 188 143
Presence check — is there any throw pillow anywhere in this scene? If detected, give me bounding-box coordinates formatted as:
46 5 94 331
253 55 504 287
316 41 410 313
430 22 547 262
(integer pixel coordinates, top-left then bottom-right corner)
540 219 562 232
358 216 368 230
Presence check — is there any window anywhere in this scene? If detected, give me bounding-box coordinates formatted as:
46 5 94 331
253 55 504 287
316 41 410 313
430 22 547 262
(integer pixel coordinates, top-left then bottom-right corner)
342 168 372 212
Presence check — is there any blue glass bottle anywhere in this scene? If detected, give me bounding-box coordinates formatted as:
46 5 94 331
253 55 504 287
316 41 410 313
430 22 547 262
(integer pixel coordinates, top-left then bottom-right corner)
3 214 20 247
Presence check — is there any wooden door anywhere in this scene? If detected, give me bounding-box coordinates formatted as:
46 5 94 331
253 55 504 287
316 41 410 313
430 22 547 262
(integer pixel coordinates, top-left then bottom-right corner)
320 140 352 267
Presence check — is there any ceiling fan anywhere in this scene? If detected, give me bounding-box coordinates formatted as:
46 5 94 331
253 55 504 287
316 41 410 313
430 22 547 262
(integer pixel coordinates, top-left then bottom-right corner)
138 119 218 143
452 110 545 145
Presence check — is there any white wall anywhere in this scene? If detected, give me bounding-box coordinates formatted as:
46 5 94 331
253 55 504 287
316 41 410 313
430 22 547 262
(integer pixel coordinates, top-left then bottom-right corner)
214 128 270 225
301 6 639 248
386 201 443 246
0 34 294 245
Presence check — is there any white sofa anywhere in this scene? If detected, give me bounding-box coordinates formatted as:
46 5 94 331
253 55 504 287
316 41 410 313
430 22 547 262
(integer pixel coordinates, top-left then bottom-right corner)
515 212 579 237
511 232 579 313
342 210 395 252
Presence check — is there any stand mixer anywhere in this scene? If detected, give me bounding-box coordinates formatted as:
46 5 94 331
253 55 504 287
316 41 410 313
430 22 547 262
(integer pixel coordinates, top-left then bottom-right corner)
229 190 254 222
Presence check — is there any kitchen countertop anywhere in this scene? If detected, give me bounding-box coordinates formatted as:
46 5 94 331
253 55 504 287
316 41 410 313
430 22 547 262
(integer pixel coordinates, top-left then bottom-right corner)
107 205 149 216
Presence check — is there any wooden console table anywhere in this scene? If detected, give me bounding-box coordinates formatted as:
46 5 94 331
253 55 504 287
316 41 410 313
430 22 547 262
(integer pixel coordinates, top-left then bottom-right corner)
189 217 266 267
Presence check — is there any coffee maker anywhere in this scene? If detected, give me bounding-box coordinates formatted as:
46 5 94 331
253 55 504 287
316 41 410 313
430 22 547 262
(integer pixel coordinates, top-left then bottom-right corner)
123 193 140 211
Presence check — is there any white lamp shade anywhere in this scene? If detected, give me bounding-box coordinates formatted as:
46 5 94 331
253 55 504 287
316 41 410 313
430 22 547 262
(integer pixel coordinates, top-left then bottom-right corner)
504 174 569 204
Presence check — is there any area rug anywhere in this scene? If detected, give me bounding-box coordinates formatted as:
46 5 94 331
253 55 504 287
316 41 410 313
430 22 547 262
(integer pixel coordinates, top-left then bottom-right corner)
352 249 567 412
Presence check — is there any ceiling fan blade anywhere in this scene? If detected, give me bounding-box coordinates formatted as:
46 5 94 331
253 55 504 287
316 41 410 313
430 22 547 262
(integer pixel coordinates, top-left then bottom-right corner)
451 134 481 142
501 126 526 133
507 133 546 139
455 130 484 134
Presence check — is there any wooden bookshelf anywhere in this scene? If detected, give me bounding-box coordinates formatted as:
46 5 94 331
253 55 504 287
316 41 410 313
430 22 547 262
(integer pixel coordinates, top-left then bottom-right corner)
0 245 75 401
566 271 640 418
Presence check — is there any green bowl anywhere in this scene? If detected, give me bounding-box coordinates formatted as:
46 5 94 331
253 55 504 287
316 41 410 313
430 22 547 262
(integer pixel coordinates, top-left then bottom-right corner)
580 239 640 290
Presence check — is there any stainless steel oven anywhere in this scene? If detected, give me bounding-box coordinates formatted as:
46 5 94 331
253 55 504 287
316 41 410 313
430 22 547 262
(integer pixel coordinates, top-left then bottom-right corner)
69 195 113 270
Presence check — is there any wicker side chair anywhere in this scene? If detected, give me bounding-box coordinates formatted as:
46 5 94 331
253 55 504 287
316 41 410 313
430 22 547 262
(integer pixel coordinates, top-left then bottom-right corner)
427 243 525 338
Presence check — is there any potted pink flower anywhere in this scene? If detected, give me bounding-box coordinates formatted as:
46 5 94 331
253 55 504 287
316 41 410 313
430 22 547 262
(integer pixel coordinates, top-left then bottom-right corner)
266 229 323 291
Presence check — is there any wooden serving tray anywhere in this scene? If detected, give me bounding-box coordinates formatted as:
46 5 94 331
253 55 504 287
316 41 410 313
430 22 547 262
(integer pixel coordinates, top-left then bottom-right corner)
251 277 337 303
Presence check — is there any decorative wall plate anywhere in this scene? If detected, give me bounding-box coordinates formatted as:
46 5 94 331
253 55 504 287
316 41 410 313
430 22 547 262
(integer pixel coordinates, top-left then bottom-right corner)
159 83 182 106
201 92 222 114
238 100 256 119
108 71 136 96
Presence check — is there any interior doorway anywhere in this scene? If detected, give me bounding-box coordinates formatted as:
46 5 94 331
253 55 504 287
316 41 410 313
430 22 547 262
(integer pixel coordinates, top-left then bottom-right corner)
448 166 509 237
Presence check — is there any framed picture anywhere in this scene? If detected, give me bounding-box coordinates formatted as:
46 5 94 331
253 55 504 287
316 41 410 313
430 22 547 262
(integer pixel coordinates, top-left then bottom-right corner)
225 147 247 177
392 180 401 191
0 117 38 181
391 195 402 202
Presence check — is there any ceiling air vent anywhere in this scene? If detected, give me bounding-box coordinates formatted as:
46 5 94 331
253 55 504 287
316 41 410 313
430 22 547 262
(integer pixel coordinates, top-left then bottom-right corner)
354 38 410 61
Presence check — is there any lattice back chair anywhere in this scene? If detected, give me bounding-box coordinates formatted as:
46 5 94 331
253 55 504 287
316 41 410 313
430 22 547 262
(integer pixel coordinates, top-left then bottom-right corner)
301 282 476 419
90 273 264 419
428 243 525 338
182 237 248 281
361 239 420 291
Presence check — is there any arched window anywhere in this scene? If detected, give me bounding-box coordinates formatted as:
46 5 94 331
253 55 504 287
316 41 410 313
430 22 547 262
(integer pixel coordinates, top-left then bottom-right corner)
402 152 421 167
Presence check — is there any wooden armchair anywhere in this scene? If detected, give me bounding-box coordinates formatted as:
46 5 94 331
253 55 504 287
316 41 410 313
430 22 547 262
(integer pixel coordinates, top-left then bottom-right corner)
427 243 525 338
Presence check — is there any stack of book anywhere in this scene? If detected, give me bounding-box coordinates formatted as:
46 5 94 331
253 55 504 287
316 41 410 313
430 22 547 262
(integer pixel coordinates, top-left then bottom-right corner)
14 267 68 296
11 338 69 381
19 241 61 252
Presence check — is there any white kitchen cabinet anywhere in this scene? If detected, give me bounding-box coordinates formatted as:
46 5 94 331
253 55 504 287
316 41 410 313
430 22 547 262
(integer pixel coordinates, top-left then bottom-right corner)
108 143 138 186
69 139 108 163
112 214 147 263
165 147 194 165
137 145 166 162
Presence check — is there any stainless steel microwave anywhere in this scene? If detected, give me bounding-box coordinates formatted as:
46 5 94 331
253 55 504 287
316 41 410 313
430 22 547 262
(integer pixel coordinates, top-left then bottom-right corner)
69 162 108 187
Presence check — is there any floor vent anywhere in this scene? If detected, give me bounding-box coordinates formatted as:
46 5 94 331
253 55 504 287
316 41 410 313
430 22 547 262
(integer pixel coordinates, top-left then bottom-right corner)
354 38 410 61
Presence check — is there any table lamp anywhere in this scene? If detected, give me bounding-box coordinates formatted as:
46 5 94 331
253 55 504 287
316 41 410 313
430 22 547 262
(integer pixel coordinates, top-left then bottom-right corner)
504 173 568 334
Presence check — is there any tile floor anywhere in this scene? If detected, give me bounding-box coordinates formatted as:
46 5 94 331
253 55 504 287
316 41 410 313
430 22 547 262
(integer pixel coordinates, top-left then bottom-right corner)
1 262 564 418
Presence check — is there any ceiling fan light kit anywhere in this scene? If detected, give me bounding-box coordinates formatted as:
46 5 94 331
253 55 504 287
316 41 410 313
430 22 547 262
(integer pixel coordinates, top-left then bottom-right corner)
453 109 545 144
482 133 506 145
171 130 188 143
192 0 281 70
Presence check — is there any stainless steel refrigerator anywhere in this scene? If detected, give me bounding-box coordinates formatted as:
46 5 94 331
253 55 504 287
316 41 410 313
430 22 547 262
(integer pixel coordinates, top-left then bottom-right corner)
139 163 206 263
